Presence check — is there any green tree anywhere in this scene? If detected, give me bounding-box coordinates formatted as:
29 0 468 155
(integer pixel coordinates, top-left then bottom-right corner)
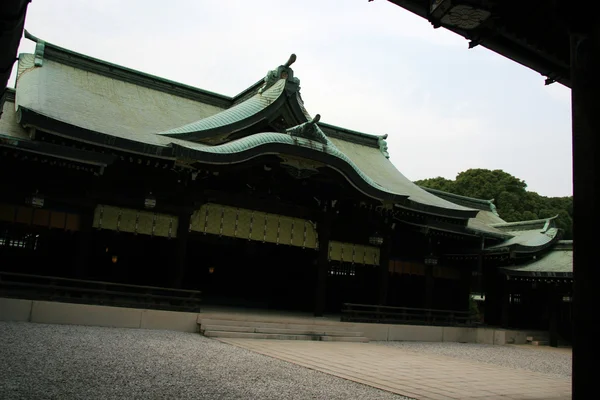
415 169 573 239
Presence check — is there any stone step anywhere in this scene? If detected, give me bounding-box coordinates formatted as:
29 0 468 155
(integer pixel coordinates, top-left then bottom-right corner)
203 330 369 342
320 335 369 343
198 313 347 326
198 318 358 332
526 335 549 342
526 332 550 342
531 340 550 346
201 324 363 337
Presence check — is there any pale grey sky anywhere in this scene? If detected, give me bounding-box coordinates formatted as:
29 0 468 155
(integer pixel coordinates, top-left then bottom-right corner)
12 0 573 197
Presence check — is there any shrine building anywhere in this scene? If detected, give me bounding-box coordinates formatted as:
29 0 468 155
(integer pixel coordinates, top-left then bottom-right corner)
0 32 571 334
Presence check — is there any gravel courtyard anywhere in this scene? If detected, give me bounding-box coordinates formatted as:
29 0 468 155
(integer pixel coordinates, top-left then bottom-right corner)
0 322 409 400
375 341 572 379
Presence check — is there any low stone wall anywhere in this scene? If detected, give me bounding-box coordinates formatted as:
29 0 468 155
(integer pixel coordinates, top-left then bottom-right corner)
0 298 198 333
0 297 529 344
349 321 528 344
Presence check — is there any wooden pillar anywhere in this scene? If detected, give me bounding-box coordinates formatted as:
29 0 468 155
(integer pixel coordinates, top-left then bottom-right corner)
425 264 434 310
483 266 500 326
314 205 332 317
73 205 95 279
378 233 392 305
459 266 472 312
171 210 192 289
571 22 599 399
501 276 510 329
477 236 484 293
549 289 559 348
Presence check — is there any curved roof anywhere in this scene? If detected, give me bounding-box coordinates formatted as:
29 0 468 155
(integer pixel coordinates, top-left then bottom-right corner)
13 33 479 220
160 79 288 140
422 187 497 213
485 216 561 254
329 138 476 217
502 241 573 277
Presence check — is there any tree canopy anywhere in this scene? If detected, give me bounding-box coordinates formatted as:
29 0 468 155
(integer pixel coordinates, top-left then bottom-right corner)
415 169 573 239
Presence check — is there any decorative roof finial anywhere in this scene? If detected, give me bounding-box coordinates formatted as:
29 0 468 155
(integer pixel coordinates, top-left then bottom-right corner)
259 53 301 94
285 54 297 68
287 114 328 145
378 134 390 158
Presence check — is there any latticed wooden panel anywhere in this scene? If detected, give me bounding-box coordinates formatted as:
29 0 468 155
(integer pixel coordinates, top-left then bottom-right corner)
101 206 120 231
203 204 221 236
264 214 279 243
119 209 137 233
329 241 342 261
278 216 293 245
137 211 155 236
304 221 318 249
189 209 204 232
154 214 174 237
248 210 265 241
93 205 177 237
329 241 380 266
235 208 252 239
188 203 319 249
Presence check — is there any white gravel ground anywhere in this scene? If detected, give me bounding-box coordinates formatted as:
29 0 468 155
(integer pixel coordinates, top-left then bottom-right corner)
0 322 410 400
375 341 572 379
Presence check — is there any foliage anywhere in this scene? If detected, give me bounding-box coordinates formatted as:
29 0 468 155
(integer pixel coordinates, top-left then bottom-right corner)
415 169 573 239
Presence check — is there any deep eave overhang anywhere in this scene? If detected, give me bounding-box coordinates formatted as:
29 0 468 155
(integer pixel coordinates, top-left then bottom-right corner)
17 106 413 205
0 0 29 117
386 1 572 88
17 107 175 159
422 187 496 213
501 269 573 279
0 132 115 167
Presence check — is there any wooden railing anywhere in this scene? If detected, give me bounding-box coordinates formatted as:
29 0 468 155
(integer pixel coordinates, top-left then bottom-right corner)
0 271 202 312
341 303 477 326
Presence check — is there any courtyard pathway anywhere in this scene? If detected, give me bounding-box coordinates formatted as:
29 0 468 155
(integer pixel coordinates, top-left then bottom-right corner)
218 339 572 400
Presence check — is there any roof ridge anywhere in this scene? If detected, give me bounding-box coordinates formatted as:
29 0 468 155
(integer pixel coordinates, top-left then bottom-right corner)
490 215 558 228
24 30 233 108
421 187 495 205
318 122 385 140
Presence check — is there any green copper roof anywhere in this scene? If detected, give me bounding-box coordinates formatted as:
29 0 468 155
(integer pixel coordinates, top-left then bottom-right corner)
422 187 497 214
491 216 558 232
502 243 573 277
160 79 287 139
175 130 387 193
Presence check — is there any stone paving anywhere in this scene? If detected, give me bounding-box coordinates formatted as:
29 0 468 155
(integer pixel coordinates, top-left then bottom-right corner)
219 339 572 400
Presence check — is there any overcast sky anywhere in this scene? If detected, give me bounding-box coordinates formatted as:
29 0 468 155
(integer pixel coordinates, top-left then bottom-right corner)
12 0 573 197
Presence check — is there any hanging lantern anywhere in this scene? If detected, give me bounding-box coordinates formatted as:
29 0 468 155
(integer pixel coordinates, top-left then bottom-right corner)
369 231 384 246
429 0 491 30
424 255 439 266
27 191 44 208
144 192 157 209
111 255 118 264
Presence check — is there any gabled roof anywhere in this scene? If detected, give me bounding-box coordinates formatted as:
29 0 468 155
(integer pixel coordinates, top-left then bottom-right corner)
421 187 497 214
22 31 235 108
485 216 561 254
12 32 479 219
0 90 114 168
418 187 508 238
490 216 558 232
159 79 289 141
501 241 573 278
